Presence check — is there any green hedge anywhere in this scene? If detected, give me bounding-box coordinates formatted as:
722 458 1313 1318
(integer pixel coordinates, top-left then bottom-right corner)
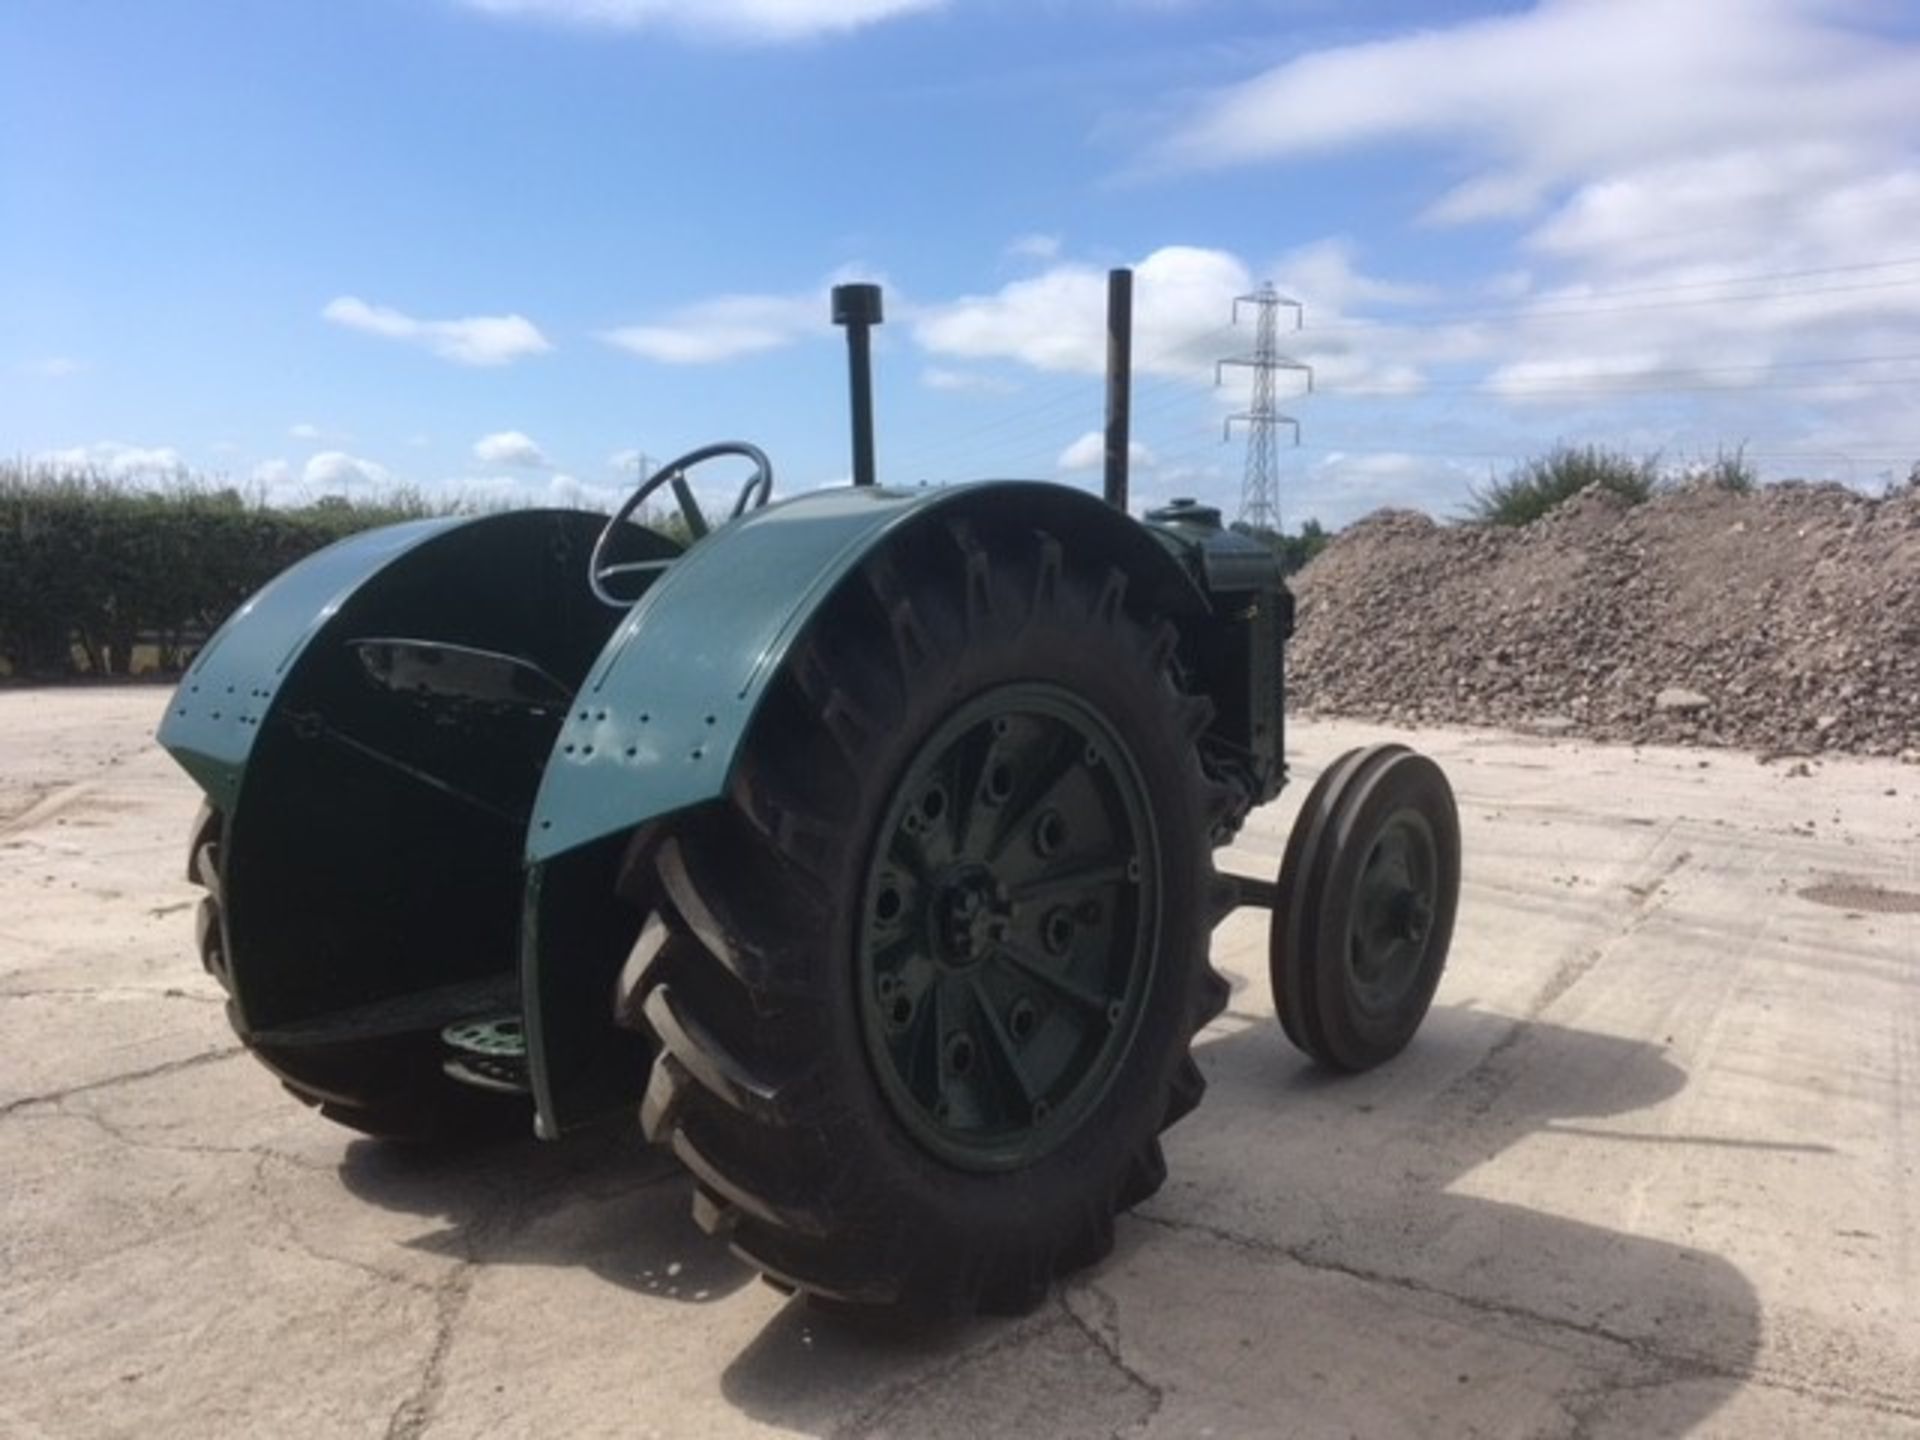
0 464 442 678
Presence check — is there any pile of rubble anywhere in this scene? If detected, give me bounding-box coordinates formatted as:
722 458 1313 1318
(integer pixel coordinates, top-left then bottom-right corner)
1287 480 1920 757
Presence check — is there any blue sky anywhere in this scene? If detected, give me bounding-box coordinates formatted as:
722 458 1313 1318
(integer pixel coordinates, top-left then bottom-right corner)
5 0 1919 526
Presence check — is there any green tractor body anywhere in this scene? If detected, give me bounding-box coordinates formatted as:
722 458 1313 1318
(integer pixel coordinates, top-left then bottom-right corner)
159 276 1458 1317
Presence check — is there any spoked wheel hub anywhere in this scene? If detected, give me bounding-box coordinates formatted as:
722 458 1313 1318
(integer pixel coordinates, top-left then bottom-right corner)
858 682 1160 1171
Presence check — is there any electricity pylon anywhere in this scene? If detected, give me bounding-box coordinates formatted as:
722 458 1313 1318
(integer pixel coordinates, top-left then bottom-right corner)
1216 284 1311 532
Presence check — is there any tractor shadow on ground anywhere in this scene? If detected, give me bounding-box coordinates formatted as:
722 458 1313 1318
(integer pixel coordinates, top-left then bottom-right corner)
334 1114 758 1306
715 1006 1769 1438
320 1004 1768 1436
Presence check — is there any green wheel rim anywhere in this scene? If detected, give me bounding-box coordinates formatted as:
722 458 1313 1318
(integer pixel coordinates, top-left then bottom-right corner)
1344 809 1439 1019
856 682 1161 1172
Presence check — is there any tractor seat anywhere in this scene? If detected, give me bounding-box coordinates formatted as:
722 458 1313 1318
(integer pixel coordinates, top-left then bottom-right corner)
348 637 572 716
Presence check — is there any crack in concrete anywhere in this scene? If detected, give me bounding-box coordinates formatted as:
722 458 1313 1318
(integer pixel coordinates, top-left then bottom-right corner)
12 1100 335 1173
382 1260 477 1440
1526 838 1691 1022
1133 1209 1634 1355
1131 1210 1920 1421
0 1044 244 1119
0 984 223 1006
1057 1283 1165 1438
248 1150 439 1298
830 1312 1059 1440
377 1151 538 1438
1433 839 1695 1128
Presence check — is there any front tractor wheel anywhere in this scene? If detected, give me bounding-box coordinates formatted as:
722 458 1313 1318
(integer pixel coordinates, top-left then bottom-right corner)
616 519 1230 1318
1272 744 1461 1072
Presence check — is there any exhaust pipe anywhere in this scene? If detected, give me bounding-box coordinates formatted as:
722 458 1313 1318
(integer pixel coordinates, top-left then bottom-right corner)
832 283 884 488
1103 267 1133 513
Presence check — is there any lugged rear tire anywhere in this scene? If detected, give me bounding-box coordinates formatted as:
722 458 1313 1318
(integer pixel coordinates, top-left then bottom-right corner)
617 516 1233 1318
183 804 528 1146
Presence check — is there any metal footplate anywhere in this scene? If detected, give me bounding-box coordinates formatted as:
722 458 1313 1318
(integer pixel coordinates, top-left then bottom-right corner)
441 1016 532 1094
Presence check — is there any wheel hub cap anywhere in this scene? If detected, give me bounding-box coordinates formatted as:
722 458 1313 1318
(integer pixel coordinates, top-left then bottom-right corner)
856 683 1161 1172
1347 810 1440 1017
933 867 1009 966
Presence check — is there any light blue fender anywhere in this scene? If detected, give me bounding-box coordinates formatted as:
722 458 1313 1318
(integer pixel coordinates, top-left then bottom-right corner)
157 518 461 807
524 480 1209 862
519 479 1212 1134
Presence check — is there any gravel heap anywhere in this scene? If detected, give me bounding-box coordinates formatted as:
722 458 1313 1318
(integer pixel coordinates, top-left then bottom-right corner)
1288 480 1920 757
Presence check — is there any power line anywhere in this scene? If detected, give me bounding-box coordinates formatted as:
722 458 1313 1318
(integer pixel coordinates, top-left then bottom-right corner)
1117 349 1920 404
886 253 1920 485
886 378 1101 473
1367 349 1920 386
886 321 1240 475
1297 438 1920 465
894 253 1920 474
1333 373 1920 401
1498 253 1920 300
1299 272 1920 336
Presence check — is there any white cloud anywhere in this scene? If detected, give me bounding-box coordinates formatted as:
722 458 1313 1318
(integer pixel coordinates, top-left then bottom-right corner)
289 422 324 442
601 291 826 364
545 474 623 511
1005 233 1062 263
921 366 1016 393
917 245 1251 378
322 296 552 366
303 451 393 492
915 241 1429 395
446 472 625 513
1292 452 1480 528
1132 0 1920 497
1275 238 1433 311
249 459 306 505
1151 0 1920 219
473 430 551 468
21 356 81 378
38 441 183 478
455 0 943 42
1057 431 1155 473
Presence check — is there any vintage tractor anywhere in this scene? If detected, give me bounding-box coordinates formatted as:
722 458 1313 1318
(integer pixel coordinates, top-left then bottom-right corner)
160 274 1459 1318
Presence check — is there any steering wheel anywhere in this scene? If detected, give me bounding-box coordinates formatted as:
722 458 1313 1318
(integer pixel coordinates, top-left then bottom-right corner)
588 441 774 608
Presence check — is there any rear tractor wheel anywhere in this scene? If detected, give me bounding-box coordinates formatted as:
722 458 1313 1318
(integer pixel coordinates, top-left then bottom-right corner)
617 520 1232 1318
183 805 528 1145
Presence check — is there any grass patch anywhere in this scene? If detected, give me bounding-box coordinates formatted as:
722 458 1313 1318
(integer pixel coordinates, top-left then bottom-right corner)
1695 444 1757 495
1464 444 1659 526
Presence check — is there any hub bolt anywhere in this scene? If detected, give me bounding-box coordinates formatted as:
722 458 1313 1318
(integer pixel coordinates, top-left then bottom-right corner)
944 1031 976 1076
1008 997 1038 1040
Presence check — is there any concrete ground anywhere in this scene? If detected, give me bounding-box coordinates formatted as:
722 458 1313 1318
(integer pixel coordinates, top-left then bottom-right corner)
2 687 1916 1439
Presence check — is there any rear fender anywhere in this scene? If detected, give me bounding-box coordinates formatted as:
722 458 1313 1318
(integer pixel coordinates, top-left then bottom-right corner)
157 510 625 1071
157 517 461 808
523 479 1210 1133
